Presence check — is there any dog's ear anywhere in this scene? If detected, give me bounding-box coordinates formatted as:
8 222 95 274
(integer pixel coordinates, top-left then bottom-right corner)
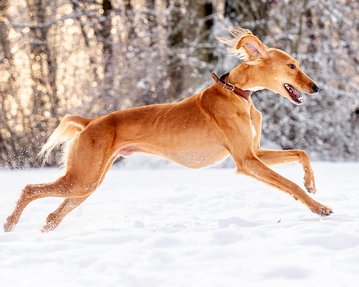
236 34 268 61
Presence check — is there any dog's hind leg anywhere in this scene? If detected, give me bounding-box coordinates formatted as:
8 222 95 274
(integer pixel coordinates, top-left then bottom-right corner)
4 128 117 232
41 195 90 232
256 149 316 193
4 175 82 232
41 156 116 232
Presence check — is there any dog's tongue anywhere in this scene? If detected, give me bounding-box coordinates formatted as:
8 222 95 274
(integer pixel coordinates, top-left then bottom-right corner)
285 83 303 104
292 88 303 104
292 88 300 100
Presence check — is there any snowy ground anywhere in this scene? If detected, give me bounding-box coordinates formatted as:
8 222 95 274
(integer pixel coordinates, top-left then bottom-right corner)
0 160 359 287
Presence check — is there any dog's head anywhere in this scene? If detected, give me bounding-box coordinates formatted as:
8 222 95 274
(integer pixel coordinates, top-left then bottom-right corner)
219 28 320 105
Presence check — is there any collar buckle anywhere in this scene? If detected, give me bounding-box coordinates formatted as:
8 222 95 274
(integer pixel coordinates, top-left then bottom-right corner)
227 83 235 92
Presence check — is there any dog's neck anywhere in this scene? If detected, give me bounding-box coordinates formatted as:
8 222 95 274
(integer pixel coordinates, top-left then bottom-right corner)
211 72 252 100
227 64 265 92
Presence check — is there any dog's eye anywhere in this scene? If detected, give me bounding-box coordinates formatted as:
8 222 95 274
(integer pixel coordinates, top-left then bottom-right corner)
288 64 296 70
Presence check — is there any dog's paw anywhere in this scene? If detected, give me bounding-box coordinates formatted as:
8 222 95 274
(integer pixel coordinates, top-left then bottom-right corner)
319 207 333 216
305 183 317 194
41 213 58 233
304 170 317 194
4 217 15 232
41 221 58 233
310 204 333 217
41 225 53 233
304 174 317 193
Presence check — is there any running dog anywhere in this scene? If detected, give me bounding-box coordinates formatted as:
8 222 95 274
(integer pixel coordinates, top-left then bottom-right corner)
4 28 332 232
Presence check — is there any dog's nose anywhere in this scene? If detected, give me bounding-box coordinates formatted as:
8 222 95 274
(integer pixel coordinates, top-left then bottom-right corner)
312 83 320 93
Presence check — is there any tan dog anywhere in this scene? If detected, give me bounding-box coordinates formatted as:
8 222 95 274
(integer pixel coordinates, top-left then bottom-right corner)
4 28 332 232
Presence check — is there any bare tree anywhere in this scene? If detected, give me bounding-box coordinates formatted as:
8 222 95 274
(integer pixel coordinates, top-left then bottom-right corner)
224 0 274 38
98 0 115 110
165 0 185 100
0 0 27 167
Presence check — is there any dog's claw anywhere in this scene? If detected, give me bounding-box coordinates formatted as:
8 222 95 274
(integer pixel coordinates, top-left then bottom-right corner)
41 223 56 233
305 182 317 194
318 207 333 216
310 203 333 217
306 187 316 194
4 222 14 232
4 215 16 232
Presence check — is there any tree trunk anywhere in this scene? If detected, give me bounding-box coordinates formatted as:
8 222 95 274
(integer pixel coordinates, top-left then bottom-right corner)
100 0 114 108
70 0 100 86
224 0 273 38
196 1 215 63
0 0 24 167
25 0 59 164
124 0 136 40
145 0 157 47
166 0 184 100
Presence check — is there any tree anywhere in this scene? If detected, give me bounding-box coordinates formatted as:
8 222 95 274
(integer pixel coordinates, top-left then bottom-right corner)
99 0 115 109
224 0 274 38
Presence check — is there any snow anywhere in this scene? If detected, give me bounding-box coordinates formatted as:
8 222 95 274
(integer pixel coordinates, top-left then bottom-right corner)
1 161 359 287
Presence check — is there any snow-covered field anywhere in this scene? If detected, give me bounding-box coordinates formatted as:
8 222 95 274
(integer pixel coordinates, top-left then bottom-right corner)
0 160 359 287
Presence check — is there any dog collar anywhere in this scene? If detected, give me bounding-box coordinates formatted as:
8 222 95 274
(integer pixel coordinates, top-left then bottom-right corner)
211 72 252 101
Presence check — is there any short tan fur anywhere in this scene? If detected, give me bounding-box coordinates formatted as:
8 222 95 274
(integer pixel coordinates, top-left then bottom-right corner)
4 28 331 232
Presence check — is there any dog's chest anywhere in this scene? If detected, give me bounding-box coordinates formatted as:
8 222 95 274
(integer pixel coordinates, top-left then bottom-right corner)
251 122 257 138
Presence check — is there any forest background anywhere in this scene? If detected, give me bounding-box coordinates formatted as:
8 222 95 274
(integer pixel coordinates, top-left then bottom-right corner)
0 0 358 168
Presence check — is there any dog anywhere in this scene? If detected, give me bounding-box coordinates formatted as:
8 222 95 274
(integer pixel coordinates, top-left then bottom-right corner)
4 28 332 232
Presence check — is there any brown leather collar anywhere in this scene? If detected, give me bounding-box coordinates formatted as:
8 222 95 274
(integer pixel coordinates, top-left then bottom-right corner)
211 72 252 101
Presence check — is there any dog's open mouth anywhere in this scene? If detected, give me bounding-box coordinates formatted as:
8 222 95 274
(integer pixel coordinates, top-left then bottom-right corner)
284 83 303 104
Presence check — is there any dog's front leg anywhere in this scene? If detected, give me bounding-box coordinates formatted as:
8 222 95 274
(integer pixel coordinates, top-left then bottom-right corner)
249 105 316 193
220 117 331 216
239 155 331 215
255 149 316 193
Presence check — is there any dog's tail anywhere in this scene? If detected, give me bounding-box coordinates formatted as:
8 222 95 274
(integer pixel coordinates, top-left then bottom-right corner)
38 115 91 163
